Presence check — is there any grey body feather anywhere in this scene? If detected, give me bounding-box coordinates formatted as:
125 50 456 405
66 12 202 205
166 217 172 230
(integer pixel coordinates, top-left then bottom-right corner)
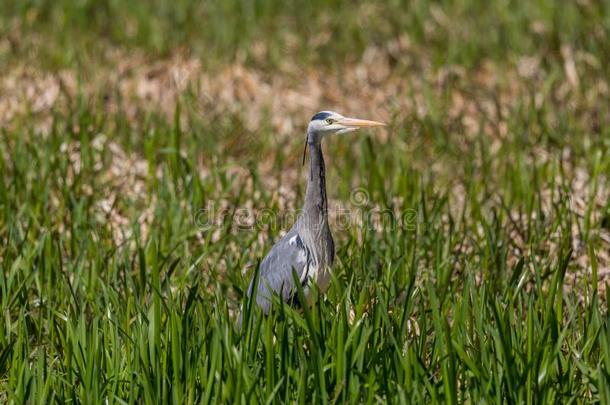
248 227 312 313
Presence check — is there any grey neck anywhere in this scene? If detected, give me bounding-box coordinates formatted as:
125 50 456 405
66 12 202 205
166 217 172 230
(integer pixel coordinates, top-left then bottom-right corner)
297 137 335 268
301 140 329 234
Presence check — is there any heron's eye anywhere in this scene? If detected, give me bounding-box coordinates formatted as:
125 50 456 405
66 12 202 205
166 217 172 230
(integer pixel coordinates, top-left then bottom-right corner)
326 118 334 125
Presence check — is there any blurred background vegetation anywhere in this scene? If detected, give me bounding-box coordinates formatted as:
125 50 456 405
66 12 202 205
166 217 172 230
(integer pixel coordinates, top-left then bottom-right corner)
2 0 610 69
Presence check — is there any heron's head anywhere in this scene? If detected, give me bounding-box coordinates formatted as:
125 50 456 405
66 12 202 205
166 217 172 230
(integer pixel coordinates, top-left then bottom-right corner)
302 110 385 164
307 111 385 143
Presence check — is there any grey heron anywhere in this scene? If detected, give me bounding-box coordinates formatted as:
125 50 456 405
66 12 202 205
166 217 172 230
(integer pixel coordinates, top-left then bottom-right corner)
242 111 385 323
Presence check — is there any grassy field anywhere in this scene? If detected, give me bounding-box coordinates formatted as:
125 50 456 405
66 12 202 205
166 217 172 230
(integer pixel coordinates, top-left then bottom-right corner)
1 0 610 403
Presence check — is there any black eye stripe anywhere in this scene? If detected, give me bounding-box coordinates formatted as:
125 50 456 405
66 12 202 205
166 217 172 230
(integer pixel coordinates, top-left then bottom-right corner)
311 112 332 121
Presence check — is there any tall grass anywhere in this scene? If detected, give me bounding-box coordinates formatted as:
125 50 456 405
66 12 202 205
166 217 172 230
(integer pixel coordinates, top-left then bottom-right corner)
1 0 610 403
1 90 608 401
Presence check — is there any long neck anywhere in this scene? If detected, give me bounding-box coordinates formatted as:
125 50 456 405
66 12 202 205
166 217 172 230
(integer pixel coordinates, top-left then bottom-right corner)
302 141 328 229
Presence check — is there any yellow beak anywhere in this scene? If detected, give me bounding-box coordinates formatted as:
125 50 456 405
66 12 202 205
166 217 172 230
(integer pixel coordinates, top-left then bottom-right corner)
336 117 386 128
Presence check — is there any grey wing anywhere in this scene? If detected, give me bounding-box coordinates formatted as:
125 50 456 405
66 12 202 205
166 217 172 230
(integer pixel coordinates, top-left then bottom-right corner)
247 228 312 314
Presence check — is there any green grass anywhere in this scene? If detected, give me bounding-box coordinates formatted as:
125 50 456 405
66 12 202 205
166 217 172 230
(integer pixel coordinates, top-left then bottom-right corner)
2 0 610 403
3 0 610 70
